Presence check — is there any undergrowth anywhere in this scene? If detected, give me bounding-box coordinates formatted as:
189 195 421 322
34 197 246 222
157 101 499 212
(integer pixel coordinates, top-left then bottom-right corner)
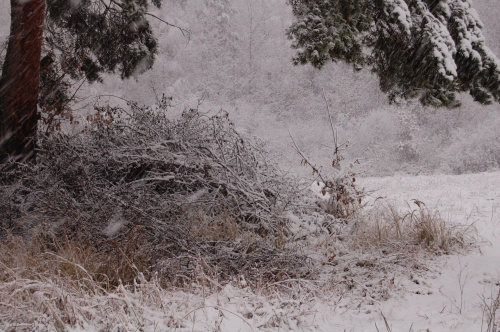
0 99 312 292
0 98 483 331
351 200 478 255
481 285 500 332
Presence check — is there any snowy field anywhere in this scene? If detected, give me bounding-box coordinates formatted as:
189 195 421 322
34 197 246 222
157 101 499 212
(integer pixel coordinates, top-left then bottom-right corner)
51 171 496 332
341 172 500 332
0 147 498 332
204 172 500 332
164 172 500 332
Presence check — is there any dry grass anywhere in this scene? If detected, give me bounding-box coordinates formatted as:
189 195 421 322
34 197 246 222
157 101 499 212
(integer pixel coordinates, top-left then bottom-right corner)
0 236 185 331
481 285 500 332
0 230 319 331
0 200 314 330
350 200 478 254
0 231 147 290
0 200 482 331
294 199 481 310
189 210 240 242
0 232 206 331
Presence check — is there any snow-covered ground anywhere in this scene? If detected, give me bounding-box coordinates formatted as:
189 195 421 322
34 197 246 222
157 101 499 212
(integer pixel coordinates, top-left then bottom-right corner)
223 171 500 332
75 171 497 332
144 171 500 332
326 171 500 332
202 172 500 331
2 171 499 332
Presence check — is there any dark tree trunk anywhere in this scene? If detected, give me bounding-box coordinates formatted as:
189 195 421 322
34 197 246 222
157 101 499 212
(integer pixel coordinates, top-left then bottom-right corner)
0 0 45 162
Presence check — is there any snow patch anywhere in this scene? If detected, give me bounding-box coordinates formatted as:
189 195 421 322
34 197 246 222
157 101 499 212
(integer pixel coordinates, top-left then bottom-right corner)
384 0 413 34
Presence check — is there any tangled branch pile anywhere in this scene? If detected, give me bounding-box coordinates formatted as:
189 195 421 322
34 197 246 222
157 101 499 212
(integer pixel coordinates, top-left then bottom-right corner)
0 99 311 288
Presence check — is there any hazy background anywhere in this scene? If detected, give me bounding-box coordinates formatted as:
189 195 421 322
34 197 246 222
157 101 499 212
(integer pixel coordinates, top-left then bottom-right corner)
1 0 499 177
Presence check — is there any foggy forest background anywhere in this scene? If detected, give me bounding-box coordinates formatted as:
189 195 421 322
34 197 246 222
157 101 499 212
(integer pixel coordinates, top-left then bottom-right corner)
1 0 499 176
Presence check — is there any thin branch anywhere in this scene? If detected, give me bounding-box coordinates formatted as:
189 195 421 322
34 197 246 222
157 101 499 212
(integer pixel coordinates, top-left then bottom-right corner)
288 130 326 184
144 12 191 41
62 77 87 109
322 90 337 147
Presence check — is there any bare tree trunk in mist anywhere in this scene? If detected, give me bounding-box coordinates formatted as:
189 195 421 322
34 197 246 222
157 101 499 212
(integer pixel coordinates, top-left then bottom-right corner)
0 0 45 162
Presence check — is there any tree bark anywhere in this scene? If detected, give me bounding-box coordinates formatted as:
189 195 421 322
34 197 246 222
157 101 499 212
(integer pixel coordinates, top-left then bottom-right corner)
0 0 45 162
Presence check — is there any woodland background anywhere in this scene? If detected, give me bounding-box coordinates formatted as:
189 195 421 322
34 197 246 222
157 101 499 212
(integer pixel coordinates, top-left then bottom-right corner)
1 0 499 177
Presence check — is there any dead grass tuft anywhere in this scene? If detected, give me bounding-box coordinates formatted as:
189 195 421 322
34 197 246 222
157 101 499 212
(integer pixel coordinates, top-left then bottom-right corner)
350 200 478 254
0 231 147 291
189 210 240 242
481 285 500 332
0 233 179 331
0 228 318 331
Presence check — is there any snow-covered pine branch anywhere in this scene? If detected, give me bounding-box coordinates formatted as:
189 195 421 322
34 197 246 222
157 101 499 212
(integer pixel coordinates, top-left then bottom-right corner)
288 0 500 107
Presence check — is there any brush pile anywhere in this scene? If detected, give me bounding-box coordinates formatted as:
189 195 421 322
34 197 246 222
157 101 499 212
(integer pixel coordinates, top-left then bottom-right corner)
0 98 311 287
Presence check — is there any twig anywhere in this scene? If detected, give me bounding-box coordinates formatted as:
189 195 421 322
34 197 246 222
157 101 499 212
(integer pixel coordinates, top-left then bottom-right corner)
144 12 191 41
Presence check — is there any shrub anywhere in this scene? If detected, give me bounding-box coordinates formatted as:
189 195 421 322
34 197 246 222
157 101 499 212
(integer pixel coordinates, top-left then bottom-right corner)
0 98 311 288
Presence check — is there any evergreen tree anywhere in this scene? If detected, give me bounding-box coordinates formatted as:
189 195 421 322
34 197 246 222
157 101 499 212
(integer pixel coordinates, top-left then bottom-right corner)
0 0 170 162
288 0 500 107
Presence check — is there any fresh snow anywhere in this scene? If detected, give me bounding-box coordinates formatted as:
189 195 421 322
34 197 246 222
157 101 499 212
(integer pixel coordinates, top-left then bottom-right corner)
284 171 499 331
384 0 413 34
61 171 497 332
216 171 500 331
346 171 500 332
130 171 499 331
